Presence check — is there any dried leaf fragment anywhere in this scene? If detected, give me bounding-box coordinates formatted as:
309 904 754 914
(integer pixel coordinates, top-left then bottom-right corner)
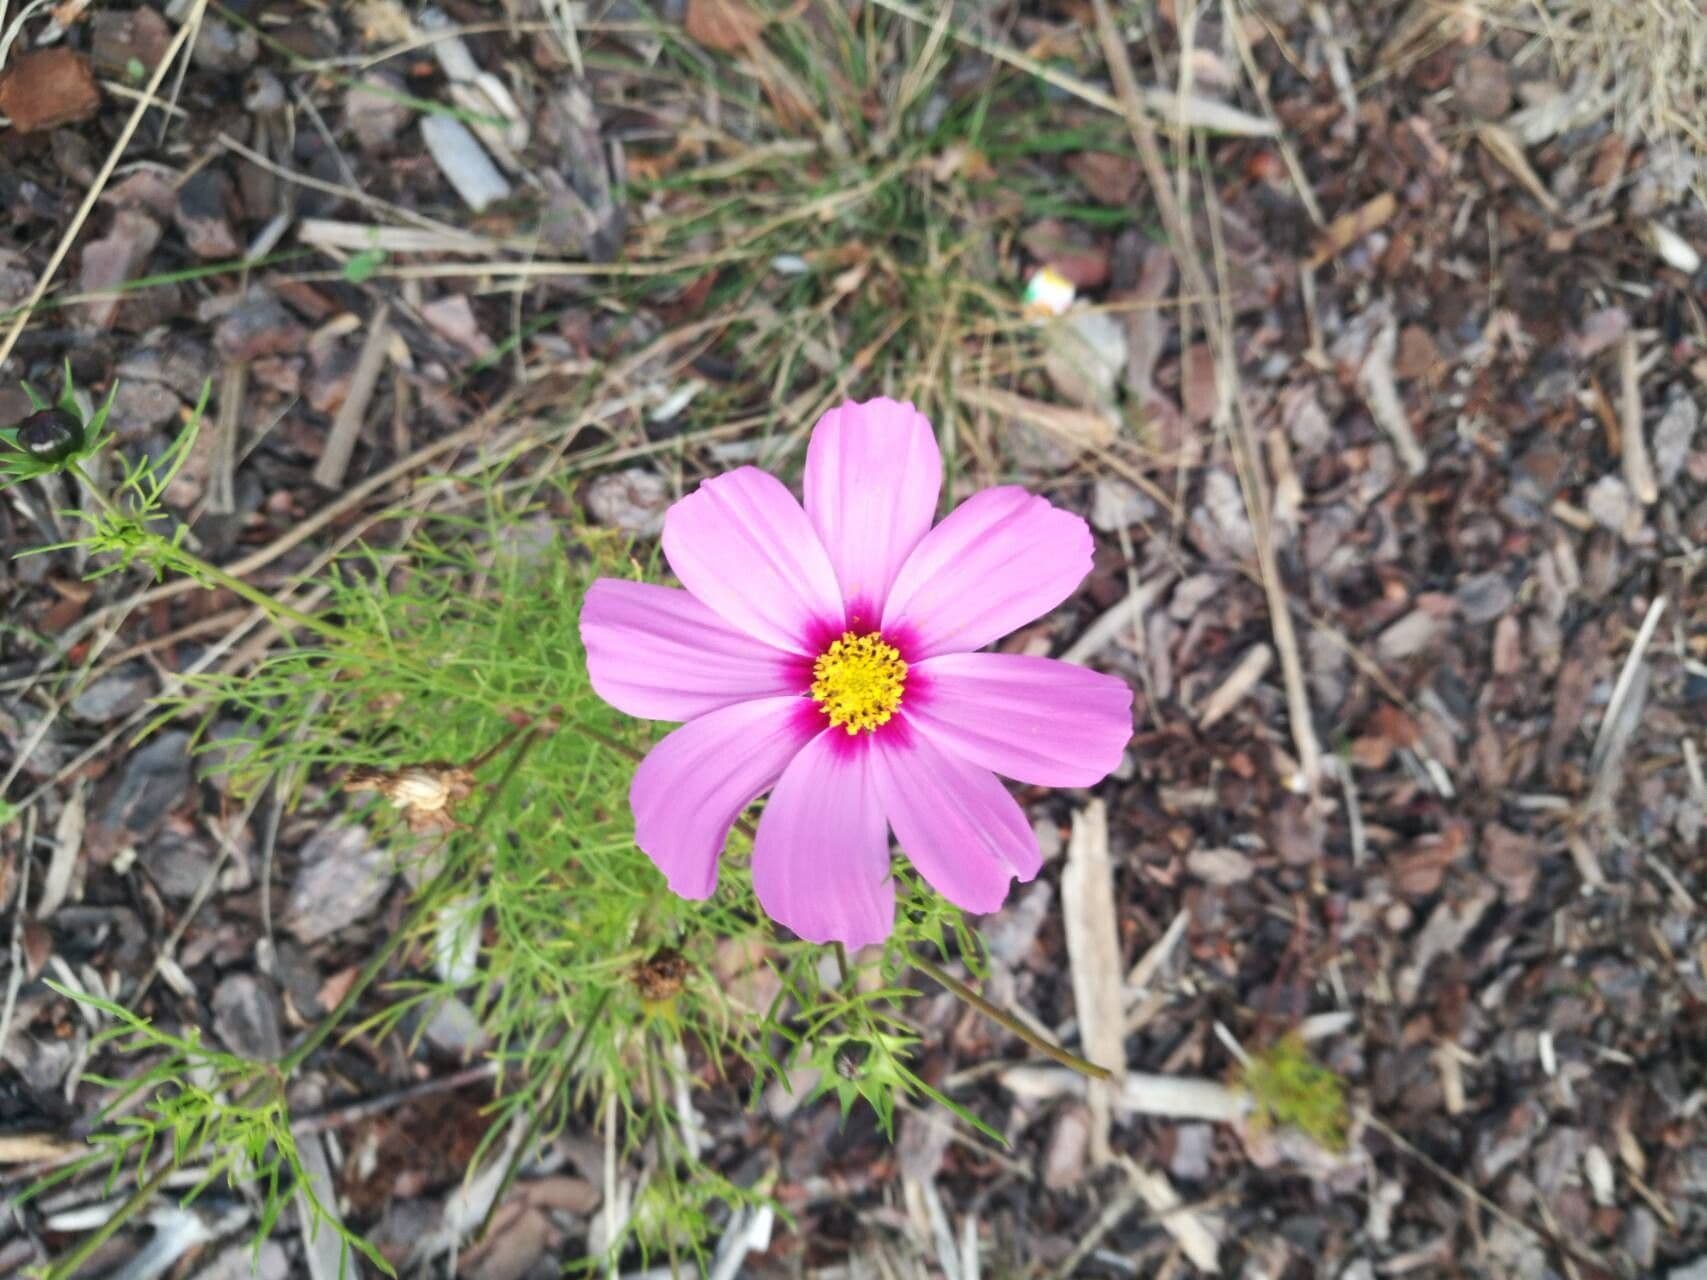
632 947 692 1003
346 762 475 833
0 48 101 134
1307 192 1396 268
684 0 769 53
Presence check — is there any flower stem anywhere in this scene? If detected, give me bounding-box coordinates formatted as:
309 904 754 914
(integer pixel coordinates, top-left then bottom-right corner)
69 460 351 648
910 952 1112 1081
43 1162 172 1280
475 985 613 1242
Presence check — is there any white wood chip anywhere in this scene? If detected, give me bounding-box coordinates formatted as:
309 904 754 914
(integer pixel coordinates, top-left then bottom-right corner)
1584 1145 1616 1207
1647 222 1702 274
1121 1073 1251 1122
36 780 85 919
421 115 512 213
1138 87 1277 137
292 1130 348 1280
1124 1159 1221 1274
997 1063 1086 1101
1197 643 1273 729
297 219 515 257
709 1205 775 1280
1062 800 1126 1165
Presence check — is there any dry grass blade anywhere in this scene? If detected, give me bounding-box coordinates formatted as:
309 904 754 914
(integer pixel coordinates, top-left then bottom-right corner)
1586 595 1668 815
1357 316 1428 476
1198 643 1274 730
1092 0 1324 797
871 0 1269 134
959 384 1115 449
1474 122 1564 218
1480 0 1707 201
1061 570 1175 666
1590 595 1667 776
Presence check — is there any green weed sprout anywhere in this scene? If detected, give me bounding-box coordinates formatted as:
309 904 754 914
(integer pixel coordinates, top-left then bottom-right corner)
1239 1033 1350 1151
9 370 1101 1273
25 984 391 1278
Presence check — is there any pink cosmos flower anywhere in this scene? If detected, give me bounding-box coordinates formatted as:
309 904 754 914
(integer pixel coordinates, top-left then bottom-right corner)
580 398 1133 947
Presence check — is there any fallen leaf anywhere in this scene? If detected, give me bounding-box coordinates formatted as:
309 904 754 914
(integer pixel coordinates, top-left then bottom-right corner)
1181 342 1219 426
1186 846 1255 886
1020 218 1110 288
0 48 102 134
1481 822 1540 903
684 0 768 53
1066 150 1141 204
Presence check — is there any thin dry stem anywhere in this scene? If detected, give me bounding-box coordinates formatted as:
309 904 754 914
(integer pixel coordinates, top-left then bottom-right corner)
0 0 211 372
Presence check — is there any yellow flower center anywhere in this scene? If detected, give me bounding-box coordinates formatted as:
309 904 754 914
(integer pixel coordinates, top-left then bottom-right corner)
810 631 907 734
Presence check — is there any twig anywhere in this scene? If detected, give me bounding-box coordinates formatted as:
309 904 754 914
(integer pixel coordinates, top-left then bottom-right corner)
0 0 211 372
293 1062 499 1138
206 363 246 516
911 954 1109 1081
1366 1113 1615 1273
312 303 391 488
1619 331 1658 505
1197 643 1274 730
1061 800 1126 1163
1590 595 1667 776
1092 0 1323 795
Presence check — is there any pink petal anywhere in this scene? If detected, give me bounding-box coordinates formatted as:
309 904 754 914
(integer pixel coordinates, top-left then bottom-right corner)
631 697 816 899
909 653 1132 786
662 467 843 654
582 579 805 722
752 732 894 946
803 397 941 622
882 487 1093 658
872 724 1040 915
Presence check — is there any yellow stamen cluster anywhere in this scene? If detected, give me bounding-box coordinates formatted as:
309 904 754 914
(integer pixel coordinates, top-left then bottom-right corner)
810 630 907 734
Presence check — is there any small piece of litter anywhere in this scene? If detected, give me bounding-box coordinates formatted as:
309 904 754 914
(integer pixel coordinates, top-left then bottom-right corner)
421 115 513 212
1024 266 1076 319
1647 222 1702 275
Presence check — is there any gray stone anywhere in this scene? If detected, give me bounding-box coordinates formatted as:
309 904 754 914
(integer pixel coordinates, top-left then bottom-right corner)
1455 571 1514 625
1654 392 1700 485
69 663 154 722
212 973 283 1060
282 825 391 944
99 730 191 839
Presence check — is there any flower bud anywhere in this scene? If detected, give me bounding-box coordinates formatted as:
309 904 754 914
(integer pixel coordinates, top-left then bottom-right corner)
14 409 84 462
